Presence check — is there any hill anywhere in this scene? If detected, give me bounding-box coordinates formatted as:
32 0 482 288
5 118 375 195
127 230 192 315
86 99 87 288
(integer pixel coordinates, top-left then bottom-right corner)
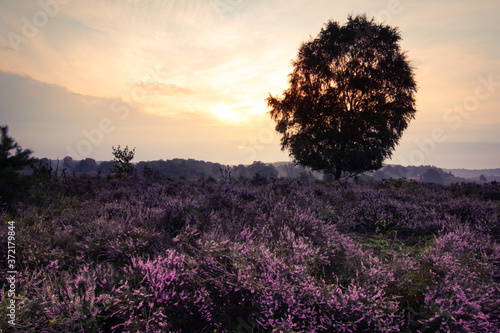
446 168 500 182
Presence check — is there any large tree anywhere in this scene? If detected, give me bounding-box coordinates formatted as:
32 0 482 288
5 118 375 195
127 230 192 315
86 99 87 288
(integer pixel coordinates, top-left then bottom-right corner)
267 15 417 180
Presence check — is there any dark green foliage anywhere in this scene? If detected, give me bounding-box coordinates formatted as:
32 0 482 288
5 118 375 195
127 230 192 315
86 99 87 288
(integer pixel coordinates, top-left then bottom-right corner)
0 125 36 212
0 126 34 171
267 15 417 180
110 145 135 178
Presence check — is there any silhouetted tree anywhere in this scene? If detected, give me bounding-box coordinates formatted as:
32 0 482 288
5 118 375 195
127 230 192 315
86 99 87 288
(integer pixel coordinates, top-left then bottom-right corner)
98 161 114 175
0 125 36 212
247 161 278 179
74 158 98 174
32 158 53 181
267 15 417 180
63 156 77 170
111 145 135 178
143 164 154 178
232 164 249 179
219 165 232 180
0 126 34 171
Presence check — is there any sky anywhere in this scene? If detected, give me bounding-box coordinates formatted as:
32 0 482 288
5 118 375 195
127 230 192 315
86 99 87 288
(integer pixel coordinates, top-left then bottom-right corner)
0 0 499 169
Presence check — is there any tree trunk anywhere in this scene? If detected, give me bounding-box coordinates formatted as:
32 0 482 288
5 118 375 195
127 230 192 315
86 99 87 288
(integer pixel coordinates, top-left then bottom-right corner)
334 160 342 180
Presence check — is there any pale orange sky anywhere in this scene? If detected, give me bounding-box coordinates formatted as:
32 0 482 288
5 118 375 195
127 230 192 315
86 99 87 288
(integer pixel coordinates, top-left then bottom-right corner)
1 0 499 168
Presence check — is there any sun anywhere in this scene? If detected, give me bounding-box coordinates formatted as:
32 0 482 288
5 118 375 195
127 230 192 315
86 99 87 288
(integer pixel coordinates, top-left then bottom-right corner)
209 104 242 123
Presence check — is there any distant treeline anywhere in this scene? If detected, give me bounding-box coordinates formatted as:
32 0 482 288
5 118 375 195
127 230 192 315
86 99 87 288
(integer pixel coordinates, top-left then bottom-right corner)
33 157 285 181
28 157 498 184
370 164 500 184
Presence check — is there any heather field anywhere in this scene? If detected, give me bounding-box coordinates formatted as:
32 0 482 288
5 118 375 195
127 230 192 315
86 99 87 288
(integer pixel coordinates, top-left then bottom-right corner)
1 177 500 332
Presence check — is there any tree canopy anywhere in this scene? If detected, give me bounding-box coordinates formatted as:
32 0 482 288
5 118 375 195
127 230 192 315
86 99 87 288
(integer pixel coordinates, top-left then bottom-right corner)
267 14 417 180
0 125 36 212
0 125 34 172
111 145 136 178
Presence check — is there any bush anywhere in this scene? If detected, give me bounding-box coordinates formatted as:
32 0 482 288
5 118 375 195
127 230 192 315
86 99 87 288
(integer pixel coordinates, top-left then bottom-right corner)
110 145 135 178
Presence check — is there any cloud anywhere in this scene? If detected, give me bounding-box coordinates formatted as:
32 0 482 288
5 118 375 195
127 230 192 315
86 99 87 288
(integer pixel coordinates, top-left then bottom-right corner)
236 145 261 150
0 0 287 122
135 82 194 96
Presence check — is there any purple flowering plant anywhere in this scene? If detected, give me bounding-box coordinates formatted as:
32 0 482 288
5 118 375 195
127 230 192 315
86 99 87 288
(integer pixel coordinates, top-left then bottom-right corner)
1 177 499 332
